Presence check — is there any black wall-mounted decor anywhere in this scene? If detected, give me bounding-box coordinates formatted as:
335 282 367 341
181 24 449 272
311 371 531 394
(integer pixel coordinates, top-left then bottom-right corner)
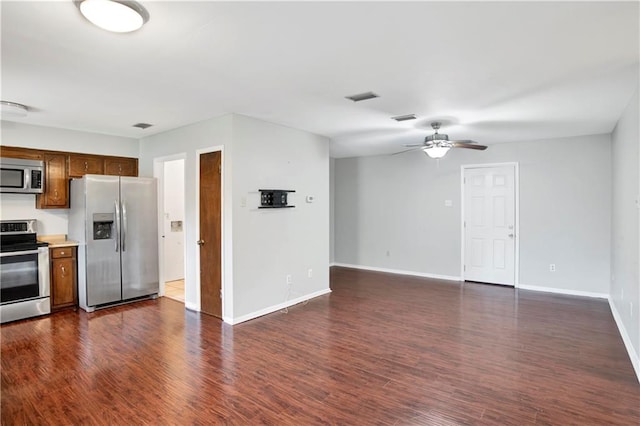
259 189 295 208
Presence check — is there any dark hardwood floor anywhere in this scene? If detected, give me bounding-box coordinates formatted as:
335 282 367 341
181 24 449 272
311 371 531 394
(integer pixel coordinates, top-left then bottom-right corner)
2 267 639 425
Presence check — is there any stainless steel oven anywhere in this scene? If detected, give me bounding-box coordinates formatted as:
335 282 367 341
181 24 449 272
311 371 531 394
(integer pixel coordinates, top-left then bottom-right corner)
0 220 50 323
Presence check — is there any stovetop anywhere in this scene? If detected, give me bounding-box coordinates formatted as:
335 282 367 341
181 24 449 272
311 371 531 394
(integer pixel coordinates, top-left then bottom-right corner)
0 240 48 253
0 219 48 252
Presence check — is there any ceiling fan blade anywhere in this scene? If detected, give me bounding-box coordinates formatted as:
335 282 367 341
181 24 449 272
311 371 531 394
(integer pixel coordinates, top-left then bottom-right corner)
449 139 478 144
392 146 425 155
452 142 487 150
402 144 427 147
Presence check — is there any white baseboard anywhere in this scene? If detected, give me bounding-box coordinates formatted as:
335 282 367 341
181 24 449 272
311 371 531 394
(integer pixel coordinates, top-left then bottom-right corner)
331 263 461 282
517 284 608 299
609 298 640 383
184 302 199 312
227 288 332 325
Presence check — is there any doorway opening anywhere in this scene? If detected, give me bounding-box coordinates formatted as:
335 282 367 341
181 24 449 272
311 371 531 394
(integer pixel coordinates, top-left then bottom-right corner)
461 163 519 287
154 155 187 304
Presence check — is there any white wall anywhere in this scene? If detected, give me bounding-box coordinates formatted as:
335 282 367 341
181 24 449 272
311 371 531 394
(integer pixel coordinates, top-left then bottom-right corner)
163 159 185 282
139 114 330 323
231 114 330 320
1 121 139 156
334 134 611 294
0 121 138 235
330 157 335 264
610 88 639 378
138 115 233 313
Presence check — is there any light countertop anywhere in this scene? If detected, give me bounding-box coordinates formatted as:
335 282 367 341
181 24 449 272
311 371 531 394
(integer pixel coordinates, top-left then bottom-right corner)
38 234 79 248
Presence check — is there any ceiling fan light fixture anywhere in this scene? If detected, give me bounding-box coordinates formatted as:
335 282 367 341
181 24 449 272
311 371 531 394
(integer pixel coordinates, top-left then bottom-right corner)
395 121 486 158
423 146 450 159
1 101 29 118
76 0 149 33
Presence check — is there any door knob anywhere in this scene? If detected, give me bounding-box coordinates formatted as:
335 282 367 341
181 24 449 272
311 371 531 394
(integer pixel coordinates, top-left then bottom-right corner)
197 239 205 246
508 233 514 239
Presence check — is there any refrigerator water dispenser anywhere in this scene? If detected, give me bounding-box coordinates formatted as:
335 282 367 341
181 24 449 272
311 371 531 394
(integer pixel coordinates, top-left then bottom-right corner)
92 213 114 240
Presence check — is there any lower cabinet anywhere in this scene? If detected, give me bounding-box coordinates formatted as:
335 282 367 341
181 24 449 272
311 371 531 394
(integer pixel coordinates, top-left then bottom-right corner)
50 247 78 312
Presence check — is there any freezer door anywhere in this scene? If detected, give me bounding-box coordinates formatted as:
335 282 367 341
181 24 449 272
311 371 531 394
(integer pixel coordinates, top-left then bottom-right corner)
120 177 159 300
85 175 122 306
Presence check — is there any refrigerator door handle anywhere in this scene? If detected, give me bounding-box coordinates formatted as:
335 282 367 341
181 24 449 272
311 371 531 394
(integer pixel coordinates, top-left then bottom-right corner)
122 201 127 252
114 200 120 252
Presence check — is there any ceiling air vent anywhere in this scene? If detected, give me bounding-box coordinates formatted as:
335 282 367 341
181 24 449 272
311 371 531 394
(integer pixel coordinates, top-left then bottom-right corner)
391 114 417 122
345 91 379 102
132 122 153 129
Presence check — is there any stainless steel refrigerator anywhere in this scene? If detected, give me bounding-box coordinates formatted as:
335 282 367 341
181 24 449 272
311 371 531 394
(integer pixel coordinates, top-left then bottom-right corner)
69 175 159 312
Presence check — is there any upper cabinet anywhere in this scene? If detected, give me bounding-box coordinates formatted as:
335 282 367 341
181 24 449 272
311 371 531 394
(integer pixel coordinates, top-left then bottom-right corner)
1 146 138 209
104 157 137 177
36 153 69 209
0 146 44 161
69 154 104 178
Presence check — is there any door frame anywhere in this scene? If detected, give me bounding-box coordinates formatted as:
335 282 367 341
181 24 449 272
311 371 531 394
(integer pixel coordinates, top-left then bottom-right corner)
460 162 520 287
195 146 227 319
153 153 187 299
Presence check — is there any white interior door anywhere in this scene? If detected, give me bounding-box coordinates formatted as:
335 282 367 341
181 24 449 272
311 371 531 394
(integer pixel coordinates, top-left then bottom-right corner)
463 165 516 286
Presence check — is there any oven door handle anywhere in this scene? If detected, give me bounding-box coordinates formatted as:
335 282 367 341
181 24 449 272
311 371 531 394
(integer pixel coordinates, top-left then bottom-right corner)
0 249 40 257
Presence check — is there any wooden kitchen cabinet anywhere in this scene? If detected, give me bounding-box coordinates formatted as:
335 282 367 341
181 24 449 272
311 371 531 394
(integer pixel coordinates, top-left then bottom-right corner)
69 154 104 177
2 146 138 209
36 153 69 209
104 157 138 177
50 247 78 311
50 247 78 312
0 146 44 161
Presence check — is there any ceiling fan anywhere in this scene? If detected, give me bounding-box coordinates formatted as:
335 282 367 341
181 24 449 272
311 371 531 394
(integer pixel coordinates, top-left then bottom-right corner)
395 122 488 158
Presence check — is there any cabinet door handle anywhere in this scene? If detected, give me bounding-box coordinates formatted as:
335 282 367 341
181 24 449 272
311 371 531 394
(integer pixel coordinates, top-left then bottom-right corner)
61 265 66 277
84 161 88 171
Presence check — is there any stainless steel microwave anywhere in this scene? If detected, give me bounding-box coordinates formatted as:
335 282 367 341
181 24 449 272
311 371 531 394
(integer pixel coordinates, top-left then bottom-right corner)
0 157 44 194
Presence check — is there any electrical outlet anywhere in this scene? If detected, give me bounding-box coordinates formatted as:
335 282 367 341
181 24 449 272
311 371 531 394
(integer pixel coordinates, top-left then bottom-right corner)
286 275 292 284
549 264 556 272
307 269 313 278
386 250 390 257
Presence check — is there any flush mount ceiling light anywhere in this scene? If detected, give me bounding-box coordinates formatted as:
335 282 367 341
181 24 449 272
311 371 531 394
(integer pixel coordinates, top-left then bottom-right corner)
1 101 29 118
75 0 149 33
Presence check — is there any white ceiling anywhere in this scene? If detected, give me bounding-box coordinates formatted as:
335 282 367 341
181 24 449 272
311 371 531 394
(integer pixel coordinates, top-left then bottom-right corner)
2 1 638 158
